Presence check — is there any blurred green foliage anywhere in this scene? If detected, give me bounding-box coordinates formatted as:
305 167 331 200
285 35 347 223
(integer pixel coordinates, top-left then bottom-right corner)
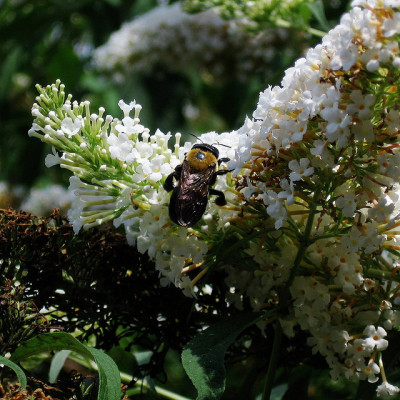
0 0 159 186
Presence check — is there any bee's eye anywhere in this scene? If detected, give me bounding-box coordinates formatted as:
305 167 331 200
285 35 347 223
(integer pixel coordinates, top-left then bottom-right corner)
196 152 206 160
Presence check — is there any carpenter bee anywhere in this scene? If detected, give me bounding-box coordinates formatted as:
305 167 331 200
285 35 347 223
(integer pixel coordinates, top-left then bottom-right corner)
163 142 231 227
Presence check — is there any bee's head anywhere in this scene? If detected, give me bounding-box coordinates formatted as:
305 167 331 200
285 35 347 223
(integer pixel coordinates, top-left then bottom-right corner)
191 143 219 159
187 143 219 171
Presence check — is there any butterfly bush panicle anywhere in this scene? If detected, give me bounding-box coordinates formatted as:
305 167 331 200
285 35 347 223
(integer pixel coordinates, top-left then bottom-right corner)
21 184 74 216
29 80 238 296
93 2 295 81
29 0 400 394
223 0 400 393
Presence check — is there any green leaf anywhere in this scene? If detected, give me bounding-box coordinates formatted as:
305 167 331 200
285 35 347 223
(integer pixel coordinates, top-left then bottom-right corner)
182 312 262 400
107 346 139 374
11 332 121 400
0 46 22 101
88 347 122 399
303 1 330 32
49 350 71 383
0 355 27 389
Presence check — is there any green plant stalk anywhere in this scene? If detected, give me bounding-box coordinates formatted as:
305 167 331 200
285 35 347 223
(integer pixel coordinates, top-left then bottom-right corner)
366 268 400 281
261 322 283 400
262 195 319 399
123 377 192 400
121 371 193 400
274 17 326 37
288 193 319 286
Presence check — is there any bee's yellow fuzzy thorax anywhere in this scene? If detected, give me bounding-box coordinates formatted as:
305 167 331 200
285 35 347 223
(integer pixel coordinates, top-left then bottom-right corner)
187 148 218 171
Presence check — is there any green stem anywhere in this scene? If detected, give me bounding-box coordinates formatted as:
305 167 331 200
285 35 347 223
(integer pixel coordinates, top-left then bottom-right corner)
366 268 400 282
275 18 326 38
121 371 192 400
123 380 191 400
69 354 192 400
262 322 283 400
378 352 387 382
306 26 328 38
288 200 318 286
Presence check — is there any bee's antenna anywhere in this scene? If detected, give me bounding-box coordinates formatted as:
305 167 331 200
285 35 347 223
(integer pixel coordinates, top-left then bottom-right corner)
188 133 203 143
213 141 231 149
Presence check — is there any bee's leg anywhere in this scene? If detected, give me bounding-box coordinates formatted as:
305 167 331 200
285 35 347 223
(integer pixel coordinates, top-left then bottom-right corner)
163 165 182 192
218 157 230 165
209 168 233 188
215 168 233 176
209 188 227 206
163 173 176 192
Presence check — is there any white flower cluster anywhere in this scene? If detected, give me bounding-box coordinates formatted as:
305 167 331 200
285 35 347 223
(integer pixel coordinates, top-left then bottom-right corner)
20 184 74 216
29 0 400 393
93 2 292 81
224 0 400 394
29 82 238 296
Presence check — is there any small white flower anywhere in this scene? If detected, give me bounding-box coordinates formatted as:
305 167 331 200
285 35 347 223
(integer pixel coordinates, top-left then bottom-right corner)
116 116 144 136
382 12 400 37
180 275 195 297
331 330 350 354
288 158 314 182
359 362 380 383
360 220 385 254
383 309 400 330
107 132 134 163
369 197 395 222
310 139 326 157
348 338 372 359
385 109 400 134
67 194 85 234
346 90 376 120
363 325 388 351
320 104 351 136
45 147 62 167
118 100 137 117
352 120 375 142
341 226 366 251
278 178 295 205
139 155 173 183
61 117 82 138
361 44 390 72
262 190 287 229
377 381 400 398
334 263 364 295
336 193 357 217
28 122 41 137
244 177 259 199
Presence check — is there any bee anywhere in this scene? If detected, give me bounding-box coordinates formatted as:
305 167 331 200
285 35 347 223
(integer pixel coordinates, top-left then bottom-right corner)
163 142 231 227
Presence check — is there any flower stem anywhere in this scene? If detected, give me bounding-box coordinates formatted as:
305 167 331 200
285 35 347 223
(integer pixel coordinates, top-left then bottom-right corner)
262 322 282 400
274 18 326 38
378 352 387 382
288 194 318 285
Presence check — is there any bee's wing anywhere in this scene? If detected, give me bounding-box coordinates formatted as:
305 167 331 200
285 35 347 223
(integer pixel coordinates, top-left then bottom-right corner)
172 161 215 227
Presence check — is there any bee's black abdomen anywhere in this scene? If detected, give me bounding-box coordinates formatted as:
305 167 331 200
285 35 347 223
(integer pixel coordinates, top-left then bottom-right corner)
165 144 229 227
169 185 208 227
